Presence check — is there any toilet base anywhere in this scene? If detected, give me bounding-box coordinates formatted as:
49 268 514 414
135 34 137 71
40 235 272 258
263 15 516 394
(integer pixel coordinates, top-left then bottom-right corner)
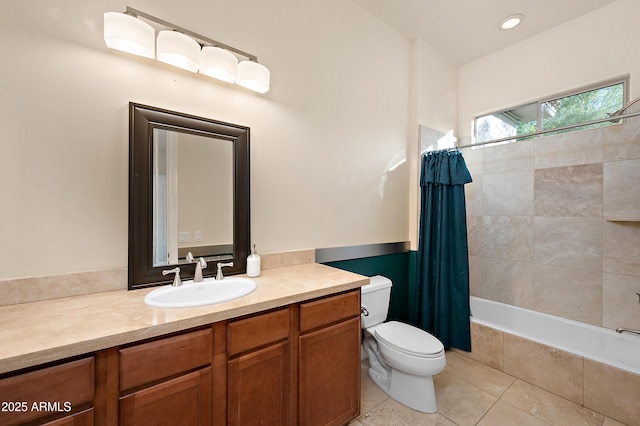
391 368 438 413
368 366 439 414
362 335 443 413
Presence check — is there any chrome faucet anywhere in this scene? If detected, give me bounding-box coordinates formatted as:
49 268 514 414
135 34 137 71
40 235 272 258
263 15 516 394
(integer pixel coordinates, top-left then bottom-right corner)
616 327 640 337
216 262 234 280
162 267 182 287
615 291 640 336
194 258 207 282
186 252 208 282
186 252 207 283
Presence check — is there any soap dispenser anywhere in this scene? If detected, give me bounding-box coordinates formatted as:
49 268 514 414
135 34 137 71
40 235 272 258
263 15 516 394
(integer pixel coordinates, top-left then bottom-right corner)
247 244 261 277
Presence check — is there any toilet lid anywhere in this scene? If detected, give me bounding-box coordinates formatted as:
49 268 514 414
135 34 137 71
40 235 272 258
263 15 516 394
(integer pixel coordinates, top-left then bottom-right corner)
374 321 444 357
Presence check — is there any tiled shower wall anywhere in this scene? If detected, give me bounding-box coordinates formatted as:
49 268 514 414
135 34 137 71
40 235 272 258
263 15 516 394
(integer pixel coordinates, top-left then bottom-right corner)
461 117 640 330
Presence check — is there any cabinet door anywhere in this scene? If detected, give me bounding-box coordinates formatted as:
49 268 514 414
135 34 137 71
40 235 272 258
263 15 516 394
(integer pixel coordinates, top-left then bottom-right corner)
119 367 211 426
227 341 289 426
299 317 360 426
41 409 94 425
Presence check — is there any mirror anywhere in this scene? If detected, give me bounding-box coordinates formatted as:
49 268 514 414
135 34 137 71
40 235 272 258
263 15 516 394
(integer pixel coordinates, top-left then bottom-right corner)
152 129 234 266
129 103 250 289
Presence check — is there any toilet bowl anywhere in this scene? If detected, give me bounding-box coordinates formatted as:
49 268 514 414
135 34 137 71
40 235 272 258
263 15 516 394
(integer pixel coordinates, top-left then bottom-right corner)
361 276 446 413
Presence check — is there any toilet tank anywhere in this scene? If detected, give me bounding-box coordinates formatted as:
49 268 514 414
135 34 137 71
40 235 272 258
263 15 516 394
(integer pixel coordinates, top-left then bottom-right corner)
360 275 392 329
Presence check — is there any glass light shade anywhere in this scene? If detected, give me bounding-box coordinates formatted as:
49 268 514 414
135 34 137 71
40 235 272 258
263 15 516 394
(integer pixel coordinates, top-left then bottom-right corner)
103 12 155 59
157 30 201 73
236 61 270 94
200 46 238 83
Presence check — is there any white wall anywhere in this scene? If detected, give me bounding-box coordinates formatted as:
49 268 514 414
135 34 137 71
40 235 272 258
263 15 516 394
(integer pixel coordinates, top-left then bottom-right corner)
0 0 411 280
459 0 640 138
408 39 459 249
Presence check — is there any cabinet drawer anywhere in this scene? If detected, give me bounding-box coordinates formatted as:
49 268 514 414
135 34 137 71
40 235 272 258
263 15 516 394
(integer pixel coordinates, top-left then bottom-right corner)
227 308 289 357
119 328 212 391
300 290 360 332
0 357 94 426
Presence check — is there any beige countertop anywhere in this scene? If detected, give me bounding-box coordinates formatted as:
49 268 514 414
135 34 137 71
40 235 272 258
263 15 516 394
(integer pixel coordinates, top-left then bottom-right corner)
0 263 368 375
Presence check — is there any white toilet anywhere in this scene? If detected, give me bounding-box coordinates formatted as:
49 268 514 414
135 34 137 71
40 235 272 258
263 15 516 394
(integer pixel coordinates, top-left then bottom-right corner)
361 275 446 413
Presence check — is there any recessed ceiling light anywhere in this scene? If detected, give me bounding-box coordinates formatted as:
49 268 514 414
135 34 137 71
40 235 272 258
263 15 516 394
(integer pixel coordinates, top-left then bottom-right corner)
499 14 525 30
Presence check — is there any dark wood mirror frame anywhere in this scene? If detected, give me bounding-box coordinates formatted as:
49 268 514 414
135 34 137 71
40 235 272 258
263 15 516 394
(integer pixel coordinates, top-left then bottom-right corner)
128 103 250 290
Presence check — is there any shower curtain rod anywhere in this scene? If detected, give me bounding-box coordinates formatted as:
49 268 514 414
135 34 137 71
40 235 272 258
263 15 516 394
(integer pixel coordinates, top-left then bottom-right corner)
456 110 640 150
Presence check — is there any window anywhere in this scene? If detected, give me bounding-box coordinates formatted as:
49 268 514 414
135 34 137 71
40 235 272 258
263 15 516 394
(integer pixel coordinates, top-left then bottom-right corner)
474 79 627 145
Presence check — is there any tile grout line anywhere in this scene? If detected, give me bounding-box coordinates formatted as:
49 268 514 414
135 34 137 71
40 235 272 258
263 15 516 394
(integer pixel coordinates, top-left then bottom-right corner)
473 378 522 426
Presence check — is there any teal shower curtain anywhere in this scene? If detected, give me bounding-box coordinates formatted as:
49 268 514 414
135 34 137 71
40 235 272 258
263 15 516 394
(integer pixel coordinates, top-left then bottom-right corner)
410 150 473 351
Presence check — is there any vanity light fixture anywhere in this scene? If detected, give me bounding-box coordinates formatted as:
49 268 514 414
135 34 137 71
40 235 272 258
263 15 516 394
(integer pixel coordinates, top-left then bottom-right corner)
103 7 271 93
237 61 270 94
498 13 525 30
157 30 201 73
103 12 155 59
200 46 238 83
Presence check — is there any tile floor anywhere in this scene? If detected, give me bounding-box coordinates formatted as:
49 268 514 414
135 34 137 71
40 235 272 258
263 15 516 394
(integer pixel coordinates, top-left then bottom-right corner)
349 350 630 426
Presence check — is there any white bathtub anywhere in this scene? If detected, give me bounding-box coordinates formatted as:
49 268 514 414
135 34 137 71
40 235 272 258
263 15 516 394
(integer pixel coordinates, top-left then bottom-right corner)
470 296 640 376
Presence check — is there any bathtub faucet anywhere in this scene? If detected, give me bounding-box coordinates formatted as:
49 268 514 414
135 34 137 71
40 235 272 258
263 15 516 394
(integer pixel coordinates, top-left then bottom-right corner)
616 327 640 337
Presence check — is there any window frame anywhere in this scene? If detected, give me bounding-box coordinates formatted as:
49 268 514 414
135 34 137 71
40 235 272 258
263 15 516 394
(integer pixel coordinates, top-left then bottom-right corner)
473 76 629 145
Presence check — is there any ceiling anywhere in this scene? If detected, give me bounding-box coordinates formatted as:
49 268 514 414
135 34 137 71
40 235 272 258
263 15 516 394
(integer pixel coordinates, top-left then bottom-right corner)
353 0 617 65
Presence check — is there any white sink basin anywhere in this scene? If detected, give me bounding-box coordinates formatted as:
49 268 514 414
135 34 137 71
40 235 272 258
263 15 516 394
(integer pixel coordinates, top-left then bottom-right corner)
144 277 256 308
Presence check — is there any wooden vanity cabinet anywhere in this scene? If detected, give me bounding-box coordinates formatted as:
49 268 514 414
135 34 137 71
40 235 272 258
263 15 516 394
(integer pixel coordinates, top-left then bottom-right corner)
0 356 96 426
2 287 362 425
117 328 213 426
41 409 94 425
298 290 361 426
226 307 291 426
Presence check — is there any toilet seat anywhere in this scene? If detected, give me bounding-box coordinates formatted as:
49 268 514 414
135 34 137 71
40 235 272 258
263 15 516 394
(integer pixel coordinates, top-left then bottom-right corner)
374 321 444 358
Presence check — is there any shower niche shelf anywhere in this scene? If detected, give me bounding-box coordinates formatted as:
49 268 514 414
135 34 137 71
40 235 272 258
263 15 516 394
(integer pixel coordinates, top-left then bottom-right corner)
606 216 640 222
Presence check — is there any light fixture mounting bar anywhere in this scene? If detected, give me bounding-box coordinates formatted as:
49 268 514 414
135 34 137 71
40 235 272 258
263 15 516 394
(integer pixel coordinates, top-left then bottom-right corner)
125 6 258 62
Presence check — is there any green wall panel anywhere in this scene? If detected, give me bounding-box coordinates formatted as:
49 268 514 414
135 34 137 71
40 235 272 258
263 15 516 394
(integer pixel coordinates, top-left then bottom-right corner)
324 251 415 322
